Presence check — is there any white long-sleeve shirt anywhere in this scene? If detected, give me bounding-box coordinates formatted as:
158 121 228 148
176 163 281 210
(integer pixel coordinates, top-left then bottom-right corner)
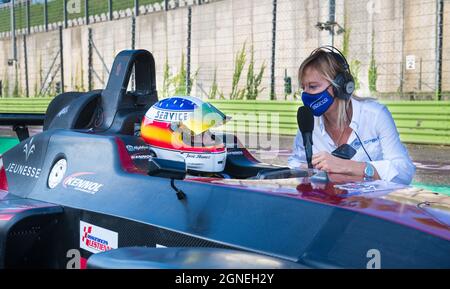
288 98 416 185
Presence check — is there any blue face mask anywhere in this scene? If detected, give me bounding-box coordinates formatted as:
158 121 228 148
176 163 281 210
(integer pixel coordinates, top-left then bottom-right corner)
301 85 334 117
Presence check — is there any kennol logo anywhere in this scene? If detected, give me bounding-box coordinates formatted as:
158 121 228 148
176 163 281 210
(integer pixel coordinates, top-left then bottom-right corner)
63 172 103 194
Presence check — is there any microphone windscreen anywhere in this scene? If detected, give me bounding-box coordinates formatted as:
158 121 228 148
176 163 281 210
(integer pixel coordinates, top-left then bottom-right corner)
297 106 314 133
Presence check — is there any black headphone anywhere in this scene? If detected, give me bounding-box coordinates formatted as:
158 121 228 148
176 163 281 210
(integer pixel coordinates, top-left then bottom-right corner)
310 45 355 100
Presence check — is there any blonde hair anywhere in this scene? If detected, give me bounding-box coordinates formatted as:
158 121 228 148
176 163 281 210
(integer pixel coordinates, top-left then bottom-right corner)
298 49 362 129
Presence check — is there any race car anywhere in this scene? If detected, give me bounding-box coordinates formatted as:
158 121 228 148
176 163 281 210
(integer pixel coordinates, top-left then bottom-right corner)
0 50 449 269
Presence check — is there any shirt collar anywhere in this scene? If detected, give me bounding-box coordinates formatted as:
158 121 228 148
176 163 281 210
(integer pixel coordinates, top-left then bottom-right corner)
317 98 362 134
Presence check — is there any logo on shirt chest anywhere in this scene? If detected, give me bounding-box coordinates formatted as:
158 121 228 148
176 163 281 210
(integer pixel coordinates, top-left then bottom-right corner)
350 137 380 149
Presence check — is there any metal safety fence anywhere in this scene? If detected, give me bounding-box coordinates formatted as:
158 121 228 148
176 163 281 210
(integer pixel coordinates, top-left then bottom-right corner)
0 0 449 102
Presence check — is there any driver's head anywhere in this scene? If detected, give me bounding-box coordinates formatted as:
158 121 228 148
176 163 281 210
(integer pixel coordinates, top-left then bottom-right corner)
141 96 228 173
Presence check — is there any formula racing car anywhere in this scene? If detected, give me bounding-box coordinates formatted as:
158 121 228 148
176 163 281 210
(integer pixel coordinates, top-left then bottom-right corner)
0 50 449 269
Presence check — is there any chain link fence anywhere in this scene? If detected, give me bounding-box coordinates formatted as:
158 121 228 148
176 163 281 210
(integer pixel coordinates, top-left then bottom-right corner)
0 0 449 100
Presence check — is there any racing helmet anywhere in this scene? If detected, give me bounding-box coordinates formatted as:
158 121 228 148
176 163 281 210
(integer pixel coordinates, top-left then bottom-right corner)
141 96 229 173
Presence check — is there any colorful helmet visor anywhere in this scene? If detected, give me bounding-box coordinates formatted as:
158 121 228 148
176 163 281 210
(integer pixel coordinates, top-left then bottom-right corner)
141 96 229 153
145 96 230 135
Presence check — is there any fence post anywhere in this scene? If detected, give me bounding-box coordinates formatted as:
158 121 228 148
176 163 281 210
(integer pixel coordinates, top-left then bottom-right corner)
186 6 192 95
60 26 64 94
165 0 168 11
134 0 139 16
400 61 404 98
108 0 112 20
10 0 17 62
131 16 136 49
24 35 29 97
435 0 443 101
419 57 422 91
329 0 336 46
85 0 89 25
26 0 30 34
63 0 68 29
270 0 277 100
44 0 48 31
88 28 93 91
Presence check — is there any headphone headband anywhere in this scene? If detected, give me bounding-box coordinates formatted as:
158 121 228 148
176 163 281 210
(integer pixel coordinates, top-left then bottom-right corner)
309 45 355 100
311 45 350 72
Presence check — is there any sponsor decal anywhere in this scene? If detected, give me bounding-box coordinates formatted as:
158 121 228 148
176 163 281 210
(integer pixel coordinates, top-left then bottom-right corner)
23 137 36 161
350 137 380 149
63 172 103 194
311 97 329 110
115 62 122 76
5 162 41 179
5 137 42 179
126 144 150 152
131 154 153 160
57 105 70 118
155 110 189 122
146 106 191 122
80 221 118 254
227 150 244 156
185 153 211 160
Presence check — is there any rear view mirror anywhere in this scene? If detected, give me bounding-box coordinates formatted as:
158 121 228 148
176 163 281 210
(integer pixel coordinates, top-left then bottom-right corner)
148 158 186 180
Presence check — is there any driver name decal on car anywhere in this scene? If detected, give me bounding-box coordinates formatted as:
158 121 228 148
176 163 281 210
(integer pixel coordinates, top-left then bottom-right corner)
63 172 104 194
184 153 211 159
80 221 118 254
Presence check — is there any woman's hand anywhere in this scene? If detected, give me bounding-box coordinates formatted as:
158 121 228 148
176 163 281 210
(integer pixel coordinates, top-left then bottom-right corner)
312 151 349 174
312 151 366 176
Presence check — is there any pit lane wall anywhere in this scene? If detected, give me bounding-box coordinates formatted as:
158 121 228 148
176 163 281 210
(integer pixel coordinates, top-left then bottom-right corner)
0 98 449 145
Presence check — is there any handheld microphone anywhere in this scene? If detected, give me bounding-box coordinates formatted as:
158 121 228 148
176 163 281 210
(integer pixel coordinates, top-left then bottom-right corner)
297 106 314 169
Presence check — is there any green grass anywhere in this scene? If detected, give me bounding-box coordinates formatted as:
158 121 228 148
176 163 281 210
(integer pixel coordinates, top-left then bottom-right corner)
0 0 161 33
412 182 450 196
0 136 18 154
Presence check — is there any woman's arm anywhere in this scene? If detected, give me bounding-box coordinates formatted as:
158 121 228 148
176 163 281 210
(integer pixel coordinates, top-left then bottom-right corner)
369 106 416 184
312 153 381 179
312 106 415 184
341 159 381 179
287 130 306 168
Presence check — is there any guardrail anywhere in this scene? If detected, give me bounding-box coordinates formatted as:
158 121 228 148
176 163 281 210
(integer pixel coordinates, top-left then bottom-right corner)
1 98 449 145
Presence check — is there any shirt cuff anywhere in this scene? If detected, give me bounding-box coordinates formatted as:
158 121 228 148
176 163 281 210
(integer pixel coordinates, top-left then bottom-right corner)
288 157 303 169
370 160 399 183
